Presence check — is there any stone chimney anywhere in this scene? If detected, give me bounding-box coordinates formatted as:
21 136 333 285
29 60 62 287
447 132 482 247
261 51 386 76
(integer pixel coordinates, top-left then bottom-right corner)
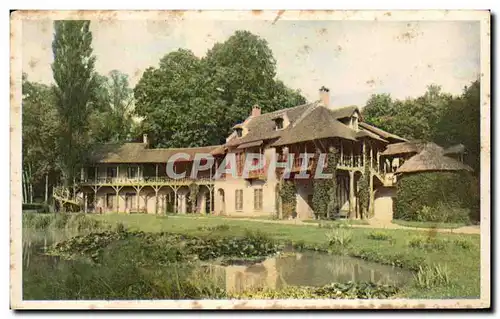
143 134 149 146
319 86 330 107
251 105 261 117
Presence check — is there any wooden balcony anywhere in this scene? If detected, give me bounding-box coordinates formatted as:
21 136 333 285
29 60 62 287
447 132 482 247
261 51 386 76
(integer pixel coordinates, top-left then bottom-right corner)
78 176 215 187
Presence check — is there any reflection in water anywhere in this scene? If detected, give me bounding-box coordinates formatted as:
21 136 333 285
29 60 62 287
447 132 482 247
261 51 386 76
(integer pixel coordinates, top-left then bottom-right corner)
211 251 413 294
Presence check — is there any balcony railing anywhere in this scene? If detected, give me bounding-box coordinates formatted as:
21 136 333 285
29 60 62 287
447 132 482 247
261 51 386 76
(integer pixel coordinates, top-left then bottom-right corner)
78 176 216 185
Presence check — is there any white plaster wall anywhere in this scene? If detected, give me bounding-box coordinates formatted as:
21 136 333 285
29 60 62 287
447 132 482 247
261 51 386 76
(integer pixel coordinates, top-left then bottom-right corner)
373 186 396 221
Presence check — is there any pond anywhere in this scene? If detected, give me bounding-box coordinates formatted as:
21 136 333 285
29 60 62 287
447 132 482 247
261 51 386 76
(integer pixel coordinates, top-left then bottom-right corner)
207 251 413 294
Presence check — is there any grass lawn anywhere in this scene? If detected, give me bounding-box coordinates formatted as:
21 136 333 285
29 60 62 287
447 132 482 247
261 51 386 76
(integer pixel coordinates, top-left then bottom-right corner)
93 213 480 299
302 219 370 226
392 219 468 229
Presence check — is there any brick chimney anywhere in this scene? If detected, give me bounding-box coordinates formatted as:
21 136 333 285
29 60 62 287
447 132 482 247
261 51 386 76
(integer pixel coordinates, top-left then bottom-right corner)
251 105 261 117
319 86 330 107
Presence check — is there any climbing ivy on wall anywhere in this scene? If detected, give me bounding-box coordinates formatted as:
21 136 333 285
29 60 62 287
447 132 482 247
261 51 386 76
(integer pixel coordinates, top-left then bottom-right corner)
279 180 297 219
188 182 199 214
357 163 370 219
312 148 339 220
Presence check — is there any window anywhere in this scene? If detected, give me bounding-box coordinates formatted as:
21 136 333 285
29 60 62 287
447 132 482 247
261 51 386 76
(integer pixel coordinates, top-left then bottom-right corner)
274 118 284 130
235 189 243 211
254 189 263 211
235 128 243 138
107 167 117 178
106 194 115 209
127 167 138 179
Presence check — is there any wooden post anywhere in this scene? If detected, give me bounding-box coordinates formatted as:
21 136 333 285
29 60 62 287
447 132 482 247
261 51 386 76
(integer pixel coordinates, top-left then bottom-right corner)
116 165 119 181
340 141 343 165
155 164 159 181
84 193 88 214
209 186 213 214
348 171 355 219
377 151 380 172
93 187 98 213
362 140 366 167
44 174 49 204
173 186 179 214
94 167 98 182
351 143 354 167
370 143 373 169
115 187 120 213
369 171 374 217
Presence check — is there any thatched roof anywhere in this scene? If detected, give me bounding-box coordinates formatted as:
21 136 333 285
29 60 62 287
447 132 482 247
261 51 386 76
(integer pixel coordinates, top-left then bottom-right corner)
89 143 223 164
225 102 313 147
381 140 426 156
396 143 473 174
443 144 466 155
329 105 359 119
271 106 358 146
356 129 388 143
358 122 408 143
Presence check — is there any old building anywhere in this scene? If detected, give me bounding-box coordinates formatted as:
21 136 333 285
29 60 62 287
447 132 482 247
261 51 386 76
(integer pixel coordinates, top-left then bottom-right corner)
58 87 470 220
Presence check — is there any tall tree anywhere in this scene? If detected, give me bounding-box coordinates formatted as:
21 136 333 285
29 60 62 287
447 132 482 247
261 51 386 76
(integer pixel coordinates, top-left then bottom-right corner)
51 20 97 186
89 70 134 143
22 74 59 202
134 31 306 148
362 85 452 141
434 80 480 173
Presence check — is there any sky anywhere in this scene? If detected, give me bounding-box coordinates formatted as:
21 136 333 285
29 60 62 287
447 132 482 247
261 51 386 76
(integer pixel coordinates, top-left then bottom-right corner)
22 18 480 107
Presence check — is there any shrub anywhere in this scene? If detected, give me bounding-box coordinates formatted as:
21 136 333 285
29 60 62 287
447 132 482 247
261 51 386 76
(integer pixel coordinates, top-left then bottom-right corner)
413 264 451 288
394 171 478 222
454 238 473 250
23 203 50 213
230 281 399 299
367 231 392 241
196 224 230 232
408 236 448 251
326 228 352 253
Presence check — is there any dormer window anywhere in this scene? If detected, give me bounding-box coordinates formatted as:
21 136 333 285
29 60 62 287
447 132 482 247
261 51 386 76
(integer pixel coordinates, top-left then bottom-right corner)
274 117 284 130
235 128 243 138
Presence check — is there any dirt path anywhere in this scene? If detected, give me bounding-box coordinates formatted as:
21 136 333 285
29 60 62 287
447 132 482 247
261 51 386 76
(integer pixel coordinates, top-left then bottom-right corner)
219 217 481 235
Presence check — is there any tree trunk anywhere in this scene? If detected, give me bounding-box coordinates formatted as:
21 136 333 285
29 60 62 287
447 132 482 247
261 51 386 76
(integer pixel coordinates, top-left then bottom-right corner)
45 174 49 204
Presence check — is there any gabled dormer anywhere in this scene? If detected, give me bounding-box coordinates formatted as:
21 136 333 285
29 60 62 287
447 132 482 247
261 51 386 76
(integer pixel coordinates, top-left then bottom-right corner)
232 123 248 138
272 113 290 131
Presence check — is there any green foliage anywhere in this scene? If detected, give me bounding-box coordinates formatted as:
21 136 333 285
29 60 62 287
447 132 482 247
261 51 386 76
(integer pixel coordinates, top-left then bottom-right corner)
188 182 199 213
326 228 352 254
51 20 97 186
394 171 479 222
367 231 392 241
47 229 280 265
312 149 339 219
434 80 480 173
362 80 480 175
453 238 473 250
278 180 297 219
22 74 59 203
133 31 306 148
357 163 370 219
22 203 50 214
88 70 135 143
22 213 105 233
230 281 399 299
196 224 230 232
408 236 448 251
413 264 451 289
